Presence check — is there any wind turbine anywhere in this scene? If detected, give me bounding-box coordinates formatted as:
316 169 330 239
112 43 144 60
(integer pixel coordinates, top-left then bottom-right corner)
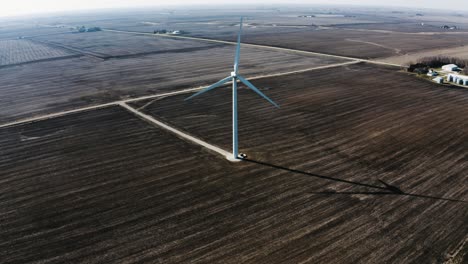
185 17 280 161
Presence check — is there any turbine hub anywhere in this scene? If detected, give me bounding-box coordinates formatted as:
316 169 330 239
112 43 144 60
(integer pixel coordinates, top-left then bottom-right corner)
231 71 237 77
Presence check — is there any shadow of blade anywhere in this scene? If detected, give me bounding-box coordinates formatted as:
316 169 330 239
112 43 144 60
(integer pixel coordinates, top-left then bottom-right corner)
378 179 404 194
243 158 466 203
243 158 390 191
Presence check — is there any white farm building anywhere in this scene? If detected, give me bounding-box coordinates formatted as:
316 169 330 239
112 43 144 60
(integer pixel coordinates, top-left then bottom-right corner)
442 64 460 72
447 73 468 86
433 77 444 84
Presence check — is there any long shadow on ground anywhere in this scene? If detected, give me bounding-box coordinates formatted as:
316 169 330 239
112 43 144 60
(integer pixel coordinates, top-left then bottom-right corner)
243 158 466 203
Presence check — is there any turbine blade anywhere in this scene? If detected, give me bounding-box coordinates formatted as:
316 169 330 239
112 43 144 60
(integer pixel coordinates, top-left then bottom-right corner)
234 17 243 74
238 76 280 108
185 76 232 101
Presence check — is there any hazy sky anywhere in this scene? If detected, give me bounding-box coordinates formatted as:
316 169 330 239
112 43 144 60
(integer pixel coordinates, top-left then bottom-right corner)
1 0 467 18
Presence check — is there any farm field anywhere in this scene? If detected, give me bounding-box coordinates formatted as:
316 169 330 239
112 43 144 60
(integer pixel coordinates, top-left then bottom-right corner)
237 29 468 59
32 22 468 61
33 31 221 58
128 63 468 263
44 7 391 30
333 22 468 33
376 45 468 66
101 22 468 59
79 6 468 35
109 19 468 38
0 39 77 66
1 6 468 264
0 24 72 40
53 9 468 59
0 41 349 123
0 64 466 263
9 8 468 61
130 63 468 186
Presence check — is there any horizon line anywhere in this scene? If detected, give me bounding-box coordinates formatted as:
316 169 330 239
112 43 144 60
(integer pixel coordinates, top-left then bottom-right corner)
1 3 466 20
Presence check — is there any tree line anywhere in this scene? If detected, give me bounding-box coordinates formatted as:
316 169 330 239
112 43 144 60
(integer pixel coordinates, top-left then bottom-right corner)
408 56 468 74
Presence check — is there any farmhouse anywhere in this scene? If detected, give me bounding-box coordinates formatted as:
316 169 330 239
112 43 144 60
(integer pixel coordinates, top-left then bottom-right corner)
442 64 459 72
427 69 438 76
447 73 468 85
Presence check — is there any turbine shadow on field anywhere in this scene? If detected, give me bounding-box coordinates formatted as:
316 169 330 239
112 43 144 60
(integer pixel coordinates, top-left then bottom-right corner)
243 158 466 203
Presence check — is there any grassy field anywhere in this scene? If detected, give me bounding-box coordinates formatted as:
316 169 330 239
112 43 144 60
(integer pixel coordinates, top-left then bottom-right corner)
0 39 77 66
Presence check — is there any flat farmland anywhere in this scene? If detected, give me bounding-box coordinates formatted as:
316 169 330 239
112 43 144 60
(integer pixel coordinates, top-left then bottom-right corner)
131 63 468 176
33 31 221 58
102 16 385 39
91 14 468 59
1 67 466 263
0 106 277 263
111 23 310 42
2 8 468 264
106 26 468 59
0 39 77 66
0 43 349 123
333 22 468 33
75 8 390 34
377 45 468 66
129 63 468 262
239 29 468 59
0 25 72 40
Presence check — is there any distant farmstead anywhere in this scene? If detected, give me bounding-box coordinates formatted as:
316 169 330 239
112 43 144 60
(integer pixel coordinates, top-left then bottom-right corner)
442 64 460 72
447 73 468 86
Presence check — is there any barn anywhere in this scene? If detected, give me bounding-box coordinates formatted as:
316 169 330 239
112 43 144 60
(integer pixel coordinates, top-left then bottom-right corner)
442 64 460 72
432 77 444 84
447 73 468 85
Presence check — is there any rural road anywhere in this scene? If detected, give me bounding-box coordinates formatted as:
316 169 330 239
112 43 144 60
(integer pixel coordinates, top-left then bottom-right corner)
103 29 403 68
0 61 358 129
0 25 391 157
119 102 232 158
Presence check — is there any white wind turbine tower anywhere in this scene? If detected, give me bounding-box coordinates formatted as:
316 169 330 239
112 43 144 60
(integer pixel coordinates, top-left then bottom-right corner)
185 17 280 161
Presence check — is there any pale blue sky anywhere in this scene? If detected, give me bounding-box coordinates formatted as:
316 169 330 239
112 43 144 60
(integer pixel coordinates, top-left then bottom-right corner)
1 0 467 18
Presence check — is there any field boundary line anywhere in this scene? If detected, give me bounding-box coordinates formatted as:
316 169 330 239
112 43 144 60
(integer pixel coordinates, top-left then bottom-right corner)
0 54 82 69
0 103 118 129
0 60 356 129
0 87 205 129
30 38 105 59
118 102 231 158
122 61 359 103
247 61 360 79
103 29 403 67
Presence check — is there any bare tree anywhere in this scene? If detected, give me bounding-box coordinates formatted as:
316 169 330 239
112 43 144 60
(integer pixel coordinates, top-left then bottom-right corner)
418 56 468 68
